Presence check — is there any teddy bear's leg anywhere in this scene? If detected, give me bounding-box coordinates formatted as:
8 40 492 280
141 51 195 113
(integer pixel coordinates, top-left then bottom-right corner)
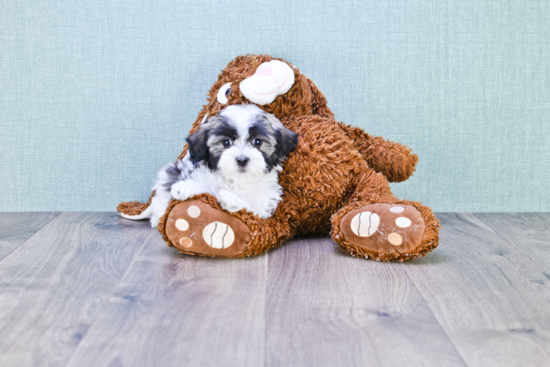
330 168 440 261
337 123 419 183
157 194 294 258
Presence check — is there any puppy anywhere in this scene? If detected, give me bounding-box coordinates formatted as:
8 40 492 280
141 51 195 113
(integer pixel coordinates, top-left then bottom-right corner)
121 104 298 227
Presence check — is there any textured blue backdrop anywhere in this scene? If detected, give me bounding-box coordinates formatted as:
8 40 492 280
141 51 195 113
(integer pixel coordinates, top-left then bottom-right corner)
1 0 549 212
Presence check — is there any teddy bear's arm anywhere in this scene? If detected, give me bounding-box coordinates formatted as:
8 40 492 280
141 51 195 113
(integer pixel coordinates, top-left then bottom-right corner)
338 123 418 182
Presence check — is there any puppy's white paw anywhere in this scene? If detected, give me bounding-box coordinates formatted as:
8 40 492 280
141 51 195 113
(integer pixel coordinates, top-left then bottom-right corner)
171 181 192 200
217 190 247 213
150 215 160 228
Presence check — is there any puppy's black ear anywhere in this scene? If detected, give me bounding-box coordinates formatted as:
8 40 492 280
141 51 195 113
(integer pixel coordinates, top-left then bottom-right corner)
274 127 299 160
186 126 209 164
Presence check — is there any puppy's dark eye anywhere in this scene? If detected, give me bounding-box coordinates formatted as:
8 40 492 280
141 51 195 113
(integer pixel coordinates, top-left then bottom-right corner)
225 88 231 96
253 139 262 146
223 139 232 147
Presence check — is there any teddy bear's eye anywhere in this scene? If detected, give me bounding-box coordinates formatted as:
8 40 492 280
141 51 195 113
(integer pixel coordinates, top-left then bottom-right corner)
217 82 232 104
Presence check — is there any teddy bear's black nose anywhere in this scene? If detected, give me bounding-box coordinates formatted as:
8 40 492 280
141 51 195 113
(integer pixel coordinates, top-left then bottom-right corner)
236 156 249 167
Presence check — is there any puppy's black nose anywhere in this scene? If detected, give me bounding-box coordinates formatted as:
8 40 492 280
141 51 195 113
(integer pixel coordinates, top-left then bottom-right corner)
236 156 249 167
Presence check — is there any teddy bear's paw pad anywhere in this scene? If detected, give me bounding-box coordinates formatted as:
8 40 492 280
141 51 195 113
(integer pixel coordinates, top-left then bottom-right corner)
341 204 425 254
165 201 251 257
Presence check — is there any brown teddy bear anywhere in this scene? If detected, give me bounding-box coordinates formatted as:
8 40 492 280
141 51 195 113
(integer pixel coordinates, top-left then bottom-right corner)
118 54 440 261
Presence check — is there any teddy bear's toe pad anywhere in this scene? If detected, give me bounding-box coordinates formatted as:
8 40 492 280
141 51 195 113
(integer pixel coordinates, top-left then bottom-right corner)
341 204 425 254
165 201 251 257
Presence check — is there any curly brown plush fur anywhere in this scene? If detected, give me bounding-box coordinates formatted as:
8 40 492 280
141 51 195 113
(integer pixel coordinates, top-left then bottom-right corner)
119 54 440 261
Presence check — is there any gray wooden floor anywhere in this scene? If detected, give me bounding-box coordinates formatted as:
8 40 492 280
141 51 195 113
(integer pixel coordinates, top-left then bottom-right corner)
0 213 549 367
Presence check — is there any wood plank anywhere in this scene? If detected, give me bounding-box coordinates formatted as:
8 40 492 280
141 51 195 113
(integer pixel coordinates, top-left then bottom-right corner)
0 212 60 260
265 237 466 367
0 212 153 367
403 213 550 367
66 232 267 367
474 213 550 270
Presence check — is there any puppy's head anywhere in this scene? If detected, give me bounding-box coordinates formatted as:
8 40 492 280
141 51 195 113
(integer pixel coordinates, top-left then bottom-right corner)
187 104 299 183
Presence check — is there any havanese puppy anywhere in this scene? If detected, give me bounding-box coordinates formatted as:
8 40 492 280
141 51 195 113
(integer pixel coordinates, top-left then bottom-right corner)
121 104 299 227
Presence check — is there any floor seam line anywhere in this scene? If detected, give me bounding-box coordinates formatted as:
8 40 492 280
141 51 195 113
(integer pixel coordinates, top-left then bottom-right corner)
400 221 471 367
263 252 268 367
0 212 62 265
62 228 155 367
471 213 550 275
403 266 470 367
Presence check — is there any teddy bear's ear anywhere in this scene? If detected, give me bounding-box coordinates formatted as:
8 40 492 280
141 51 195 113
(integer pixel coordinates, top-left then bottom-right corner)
239 60 295 105
308 77 334 119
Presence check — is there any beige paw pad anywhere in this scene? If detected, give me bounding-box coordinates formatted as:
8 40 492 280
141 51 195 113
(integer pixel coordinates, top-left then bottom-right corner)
187 205 201 218
179 237 193 248
203 222 235 249
395 217 411 228
388 233 403 246
390 206 405 213
175 219 189 231
350 212 380 237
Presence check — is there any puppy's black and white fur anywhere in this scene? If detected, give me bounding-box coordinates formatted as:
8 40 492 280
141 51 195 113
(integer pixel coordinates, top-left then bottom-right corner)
121 104 298 227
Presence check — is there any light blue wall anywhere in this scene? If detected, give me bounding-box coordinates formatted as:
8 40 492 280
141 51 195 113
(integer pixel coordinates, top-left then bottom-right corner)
1 0 549 212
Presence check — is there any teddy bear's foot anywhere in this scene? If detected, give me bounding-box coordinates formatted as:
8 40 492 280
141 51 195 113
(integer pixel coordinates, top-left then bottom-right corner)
338 203 429 261
164 200 252 257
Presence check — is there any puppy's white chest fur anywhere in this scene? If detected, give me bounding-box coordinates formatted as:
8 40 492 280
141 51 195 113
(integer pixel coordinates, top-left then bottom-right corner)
172 165 283 219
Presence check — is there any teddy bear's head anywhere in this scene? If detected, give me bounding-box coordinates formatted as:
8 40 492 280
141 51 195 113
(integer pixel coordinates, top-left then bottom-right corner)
190 54 333 131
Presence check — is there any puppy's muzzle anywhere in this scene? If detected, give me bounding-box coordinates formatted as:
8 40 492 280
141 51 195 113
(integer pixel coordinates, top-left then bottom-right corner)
236 156 249 167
